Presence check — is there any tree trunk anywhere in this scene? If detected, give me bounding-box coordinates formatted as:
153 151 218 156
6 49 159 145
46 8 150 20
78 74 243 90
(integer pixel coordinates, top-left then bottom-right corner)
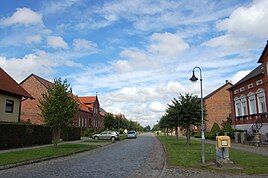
167 128 169 136
175 127 178 142
52 128 61 149
186 126 191 145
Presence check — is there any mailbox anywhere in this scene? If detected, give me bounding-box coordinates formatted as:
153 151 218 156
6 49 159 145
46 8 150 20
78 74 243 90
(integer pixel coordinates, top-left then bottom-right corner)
217 136 231 148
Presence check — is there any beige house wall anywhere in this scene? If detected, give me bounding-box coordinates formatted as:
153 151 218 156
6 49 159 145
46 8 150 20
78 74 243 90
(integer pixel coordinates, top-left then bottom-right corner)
0 94 21 122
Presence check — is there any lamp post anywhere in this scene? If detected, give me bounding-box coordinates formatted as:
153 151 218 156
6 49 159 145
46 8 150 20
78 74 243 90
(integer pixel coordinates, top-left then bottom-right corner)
189 66 205 164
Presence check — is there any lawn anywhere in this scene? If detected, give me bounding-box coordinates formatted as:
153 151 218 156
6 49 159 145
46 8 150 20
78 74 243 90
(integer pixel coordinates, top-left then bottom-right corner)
0 143 99 166
82 139 111 143
157 135 268 175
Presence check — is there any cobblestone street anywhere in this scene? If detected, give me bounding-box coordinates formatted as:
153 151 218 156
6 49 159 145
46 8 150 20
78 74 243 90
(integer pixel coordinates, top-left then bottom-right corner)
0 133 165 178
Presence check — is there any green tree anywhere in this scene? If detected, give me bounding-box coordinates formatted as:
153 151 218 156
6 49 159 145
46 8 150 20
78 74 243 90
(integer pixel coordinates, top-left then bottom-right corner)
166 93 203 145
152 123 160 131
159 114 171 136
104 113 117 130
145 125 151 132
38 78 78 148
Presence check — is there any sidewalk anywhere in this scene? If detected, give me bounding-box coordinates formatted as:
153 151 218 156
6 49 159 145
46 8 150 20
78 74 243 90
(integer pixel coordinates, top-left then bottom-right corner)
191 137 268 156
0 137 111 154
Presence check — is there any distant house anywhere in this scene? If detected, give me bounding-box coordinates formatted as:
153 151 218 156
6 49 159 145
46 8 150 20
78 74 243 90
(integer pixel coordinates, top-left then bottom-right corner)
79 96 103 129
228 41 268 139
204 81 233 131
20 74 100 129
0 68 33 123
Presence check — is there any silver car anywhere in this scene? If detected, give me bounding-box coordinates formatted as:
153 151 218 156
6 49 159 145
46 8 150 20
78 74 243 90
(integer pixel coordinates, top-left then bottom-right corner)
92 130 119 141
127 131 137 139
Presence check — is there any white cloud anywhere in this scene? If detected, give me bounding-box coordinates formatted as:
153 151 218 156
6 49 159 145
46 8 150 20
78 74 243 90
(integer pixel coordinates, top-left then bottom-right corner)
149 101 165 112
0 54 56 82
204 0 268 51
231 70 251 84
25 35 42 44
73 38 98 52
0 8 43 26
42 0 79 14
149 32 189 58
47 36 68 49
216 0 268 38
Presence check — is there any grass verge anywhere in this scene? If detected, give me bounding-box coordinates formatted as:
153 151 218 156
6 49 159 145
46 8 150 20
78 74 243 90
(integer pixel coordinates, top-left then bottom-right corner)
157 135 268 175
82 139 111 143
0 143 99 166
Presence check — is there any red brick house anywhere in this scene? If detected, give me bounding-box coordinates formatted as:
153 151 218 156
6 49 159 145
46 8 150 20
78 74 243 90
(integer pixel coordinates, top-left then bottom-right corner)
228 41 268 139
20 74 96 128
204 81 233 131
79 96 103 129
0 68 33 123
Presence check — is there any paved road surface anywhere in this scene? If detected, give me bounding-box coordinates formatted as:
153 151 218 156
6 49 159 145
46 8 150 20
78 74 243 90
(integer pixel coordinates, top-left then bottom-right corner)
0 133 165 178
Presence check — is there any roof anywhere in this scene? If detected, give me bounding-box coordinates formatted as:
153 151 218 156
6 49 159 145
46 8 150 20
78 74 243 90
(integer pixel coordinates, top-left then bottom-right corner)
204 82 233 100
0 68 33 99
229 64 263 89
20 74 54 89
79 96 97 104
258 40 268 63
77 98 90 113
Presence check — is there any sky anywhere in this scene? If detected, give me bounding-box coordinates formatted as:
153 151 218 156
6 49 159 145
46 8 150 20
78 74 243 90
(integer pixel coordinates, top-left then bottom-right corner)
1 0 268 128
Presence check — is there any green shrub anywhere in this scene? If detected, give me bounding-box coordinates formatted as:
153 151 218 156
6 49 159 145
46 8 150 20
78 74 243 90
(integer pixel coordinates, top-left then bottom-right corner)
205 132 216 140
222 122 234 133
211 122 221 133
193 132 201 138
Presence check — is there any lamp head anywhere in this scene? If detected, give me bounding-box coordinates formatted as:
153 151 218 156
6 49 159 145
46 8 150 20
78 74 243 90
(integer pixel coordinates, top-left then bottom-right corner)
189 71 198 82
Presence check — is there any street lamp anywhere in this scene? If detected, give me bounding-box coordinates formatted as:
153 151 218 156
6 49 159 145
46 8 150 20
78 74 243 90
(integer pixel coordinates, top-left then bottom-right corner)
189 66 205 164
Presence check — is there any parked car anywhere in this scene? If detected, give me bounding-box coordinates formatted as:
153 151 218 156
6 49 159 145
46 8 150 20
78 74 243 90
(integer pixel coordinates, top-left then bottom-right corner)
92 130 119 141
127 131 137 139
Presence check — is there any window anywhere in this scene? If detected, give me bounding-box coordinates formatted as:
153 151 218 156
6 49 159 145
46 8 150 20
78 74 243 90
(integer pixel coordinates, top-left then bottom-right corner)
234 97 241 117
241 97 248 115
256 80 263 86
240 87 245 92
234 90 239 94
78 117 81 127
248 84 253 89
256 89 267 113
5 100 14 113
248 93 257 114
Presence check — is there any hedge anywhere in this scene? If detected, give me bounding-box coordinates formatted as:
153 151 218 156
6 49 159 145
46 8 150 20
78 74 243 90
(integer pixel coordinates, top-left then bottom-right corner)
61 126 81 141
0 123 52 149
0 123 81 149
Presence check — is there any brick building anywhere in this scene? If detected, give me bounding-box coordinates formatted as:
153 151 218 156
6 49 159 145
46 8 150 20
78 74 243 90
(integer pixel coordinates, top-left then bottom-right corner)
79 96 103 128
228 41 268 139
204 81 233 131
20 74 103 129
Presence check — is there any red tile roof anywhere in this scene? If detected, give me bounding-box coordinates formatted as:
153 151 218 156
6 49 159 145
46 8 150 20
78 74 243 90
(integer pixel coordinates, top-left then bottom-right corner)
79 96 97 104
0 68 33 99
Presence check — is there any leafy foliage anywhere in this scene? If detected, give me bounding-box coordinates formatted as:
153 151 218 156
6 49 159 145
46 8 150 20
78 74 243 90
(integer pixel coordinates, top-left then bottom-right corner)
103 113 144 132
211 122 221 133
159 93 204 144
38 78 78 147
222 122 234 133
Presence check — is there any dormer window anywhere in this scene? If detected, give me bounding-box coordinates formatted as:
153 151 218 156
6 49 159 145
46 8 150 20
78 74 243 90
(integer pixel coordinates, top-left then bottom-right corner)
256 80 263 85
239 87 245 92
